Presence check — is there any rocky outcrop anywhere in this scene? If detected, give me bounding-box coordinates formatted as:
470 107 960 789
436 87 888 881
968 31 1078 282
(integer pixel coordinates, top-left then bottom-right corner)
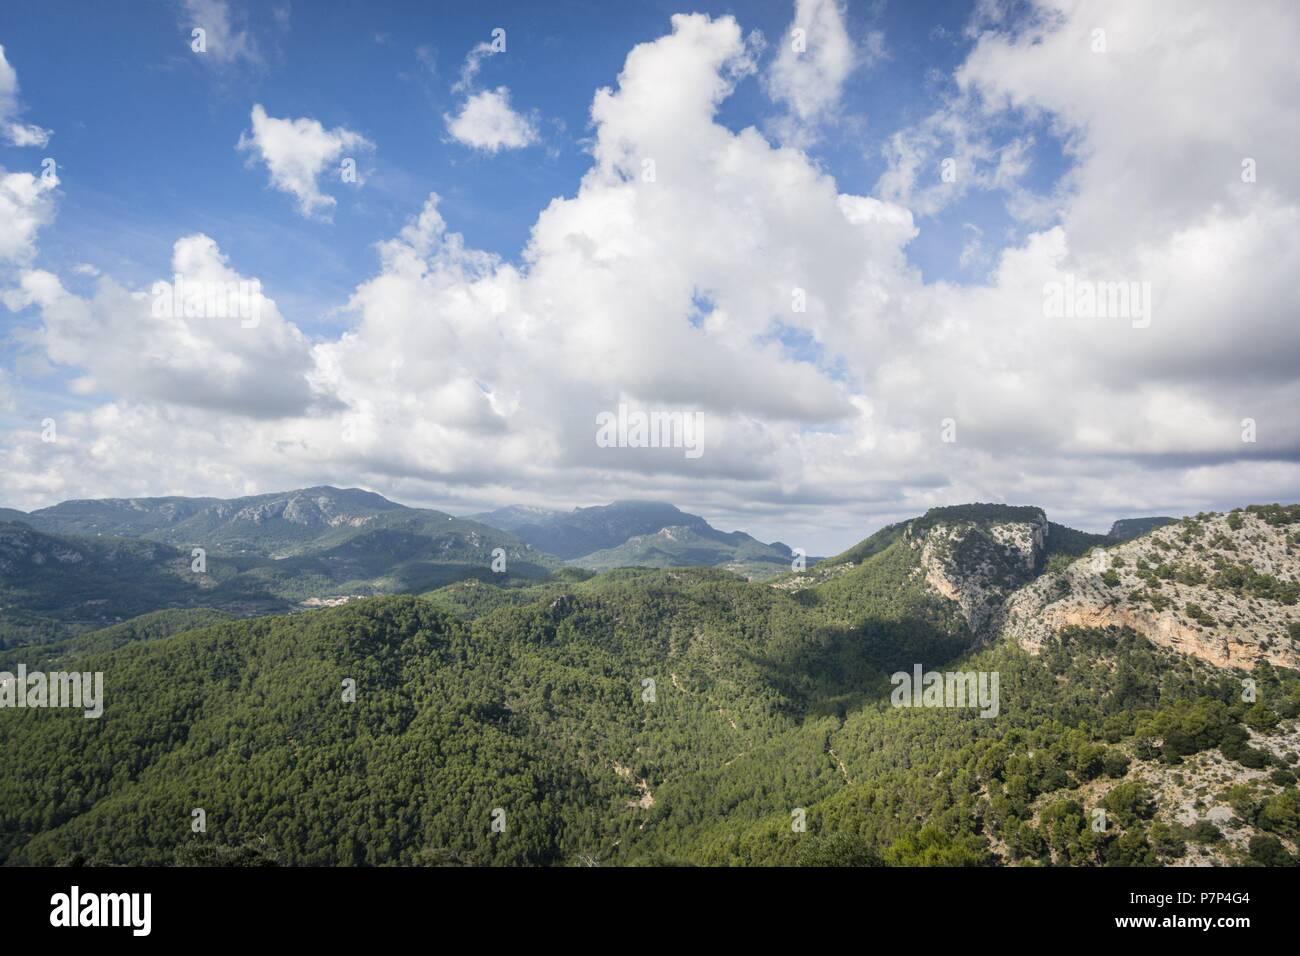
910 511 1049 636
1004 508 1300 670
215 490 379 528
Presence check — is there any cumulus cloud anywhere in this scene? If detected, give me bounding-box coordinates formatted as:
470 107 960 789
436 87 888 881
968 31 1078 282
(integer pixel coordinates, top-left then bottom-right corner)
0 167 57 266
237 104 372 219
954 0 1300 250
9 234 326 418
0 45 51 147
444 87 539 152
3 3 1299 553
443 38 539 152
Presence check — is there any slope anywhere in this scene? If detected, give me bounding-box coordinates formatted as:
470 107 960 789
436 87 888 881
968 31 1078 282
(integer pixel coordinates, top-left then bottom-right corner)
3 503 1296 868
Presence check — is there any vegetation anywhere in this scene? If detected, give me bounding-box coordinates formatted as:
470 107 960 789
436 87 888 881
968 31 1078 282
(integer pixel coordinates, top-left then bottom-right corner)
2 499 1296 867
2 523 1296 868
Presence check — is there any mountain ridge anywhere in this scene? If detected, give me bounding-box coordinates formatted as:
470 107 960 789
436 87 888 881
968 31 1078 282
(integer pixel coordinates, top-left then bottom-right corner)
469 498 801 577
1006 506 1300 670
3 500 1296 867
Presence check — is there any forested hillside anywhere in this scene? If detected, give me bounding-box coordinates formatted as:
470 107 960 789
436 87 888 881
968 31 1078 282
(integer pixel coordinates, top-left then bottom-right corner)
0 496 552 649
3 504 1296 867
0 521 286 648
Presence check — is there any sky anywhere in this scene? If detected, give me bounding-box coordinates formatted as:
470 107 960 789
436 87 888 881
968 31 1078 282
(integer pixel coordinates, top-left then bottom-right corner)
0 0 1297 555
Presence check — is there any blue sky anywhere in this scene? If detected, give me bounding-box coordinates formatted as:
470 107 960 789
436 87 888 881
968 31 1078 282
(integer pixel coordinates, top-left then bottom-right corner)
0 0 1064 341
1 0 1295 553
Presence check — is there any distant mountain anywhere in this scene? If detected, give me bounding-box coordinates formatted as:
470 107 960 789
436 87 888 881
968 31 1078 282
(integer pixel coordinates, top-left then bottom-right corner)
469 500 713 559
572 524 797 579
469 504 565 534
0 607 233 671
257 508 555 594
469 499 799 576
25 486 405 555
1109 516 1177 540
0 521 285 648
0 488 555 648
11 485 549 573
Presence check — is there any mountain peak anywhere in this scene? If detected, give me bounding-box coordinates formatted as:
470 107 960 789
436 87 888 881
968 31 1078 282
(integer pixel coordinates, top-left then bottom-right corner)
914 503 1047 531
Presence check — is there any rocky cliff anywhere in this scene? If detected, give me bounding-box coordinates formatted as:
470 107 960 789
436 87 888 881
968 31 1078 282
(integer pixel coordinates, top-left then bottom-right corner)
908 507 1049 636
1003 506 1300 670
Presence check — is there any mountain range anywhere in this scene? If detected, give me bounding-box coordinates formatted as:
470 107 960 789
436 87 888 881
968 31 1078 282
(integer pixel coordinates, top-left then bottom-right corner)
0 491 820 649
0 488 1218 651
1 494 1297 867
470 499 801 577
0 487 554 647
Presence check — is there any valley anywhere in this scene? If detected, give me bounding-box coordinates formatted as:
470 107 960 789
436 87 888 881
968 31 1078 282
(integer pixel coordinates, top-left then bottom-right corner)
0 494 1296 867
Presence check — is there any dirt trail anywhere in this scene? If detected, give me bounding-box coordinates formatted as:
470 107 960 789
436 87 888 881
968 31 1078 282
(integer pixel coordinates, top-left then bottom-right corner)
828 746 853 785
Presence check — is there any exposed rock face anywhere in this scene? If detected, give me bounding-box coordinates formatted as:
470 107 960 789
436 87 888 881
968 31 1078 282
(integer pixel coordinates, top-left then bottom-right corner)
910 512 1049 636
25 486 402 543
218 490 380 528
1004 509 1300 670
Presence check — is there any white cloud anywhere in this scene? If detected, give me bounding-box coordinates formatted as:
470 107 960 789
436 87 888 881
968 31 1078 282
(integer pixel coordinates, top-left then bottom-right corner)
954 0 1300 251
0 167 57 266
443 37 540 153
875 103 1036 218
958 223 989 272
765 0 856 139
0 45 51 147
444 87 539 152
3 3 1300 554
9 234 325 418
180 0 260 66
453 41 495 94
237 104 372 219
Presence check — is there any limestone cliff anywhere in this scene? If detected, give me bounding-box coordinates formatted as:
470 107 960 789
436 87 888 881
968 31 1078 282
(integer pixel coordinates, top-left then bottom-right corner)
909 508 1049 636
1003 507 1300 670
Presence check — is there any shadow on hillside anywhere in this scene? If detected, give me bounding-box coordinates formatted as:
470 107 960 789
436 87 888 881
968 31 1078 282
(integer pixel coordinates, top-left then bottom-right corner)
745 616 975 721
